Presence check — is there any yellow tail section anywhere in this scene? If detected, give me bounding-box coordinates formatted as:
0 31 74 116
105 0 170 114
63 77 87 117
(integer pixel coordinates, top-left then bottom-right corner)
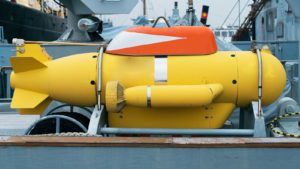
10 43 53 115
11 43 51 73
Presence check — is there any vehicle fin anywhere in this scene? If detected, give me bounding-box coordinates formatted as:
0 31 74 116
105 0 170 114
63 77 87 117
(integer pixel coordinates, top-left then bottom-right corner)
11 88 51 114
10 57 47 73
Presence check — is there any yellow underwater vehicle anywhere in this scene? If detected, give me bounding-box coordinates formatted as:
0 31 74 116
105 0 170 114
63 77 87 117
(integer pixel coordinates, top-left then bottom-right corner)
9 25 286 134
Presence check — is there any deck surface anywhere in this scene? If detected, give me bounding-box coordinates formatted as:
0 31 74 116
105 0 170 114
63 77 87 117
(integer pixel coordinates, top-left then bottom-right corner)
0 113 39 135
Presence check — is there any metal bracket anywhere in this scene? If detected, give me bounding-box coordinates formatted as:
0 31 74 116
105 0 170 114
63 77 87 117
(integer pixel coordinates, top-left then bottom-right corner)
252 101 267 137
100 128 254 136
96 47 104 110
87 105 105 135
239 102 266 137
255 47 263 117
87 46 105 135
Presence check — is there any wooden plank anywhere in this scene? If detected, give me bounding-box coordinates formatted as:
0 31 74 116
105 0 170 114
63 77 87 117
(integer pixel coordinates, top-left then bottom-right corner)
0 136 300 148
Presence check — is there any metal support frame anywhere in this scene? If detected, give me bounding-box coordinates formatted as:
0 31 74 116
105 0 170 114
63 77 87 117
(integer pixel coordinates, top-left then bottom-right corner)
96 47 103 110
87 47 105 135
256 48 263 117
100 128 254 136
240 102 266 137
98 103 265 137
99 101 269 137
87 105 105 135
252 101 267 137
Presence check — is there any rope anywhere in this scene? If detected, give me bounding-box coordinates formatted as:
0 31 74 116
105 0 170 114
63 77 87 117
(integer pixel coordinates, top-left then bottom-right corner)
220 0 239 28
231 0 251 26
269 112 300 138
29 132 102 137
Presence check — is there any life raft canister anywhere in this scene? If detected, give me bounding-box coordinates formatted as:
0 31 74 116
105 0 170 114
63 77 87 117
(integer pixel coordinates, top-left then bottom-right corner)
106 26 218 56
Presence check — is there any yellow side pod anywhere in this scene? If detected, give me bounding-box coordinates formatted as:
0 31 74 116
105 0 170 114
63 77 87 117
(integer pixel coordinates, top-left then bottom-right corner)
106 82 223 111
10 44 97 114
